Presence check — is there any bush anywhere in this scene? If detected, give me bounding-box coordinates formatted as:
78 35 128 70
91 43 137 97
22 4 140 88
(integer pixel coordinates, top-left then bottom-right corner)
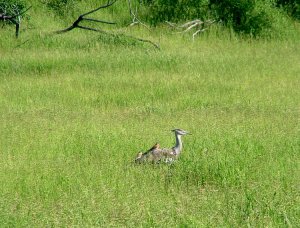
41 0 79 16
0 0 26 16
0 0 28 37
209 0 274 36
276 0 300 19
141 0 294 37
141 0 210 25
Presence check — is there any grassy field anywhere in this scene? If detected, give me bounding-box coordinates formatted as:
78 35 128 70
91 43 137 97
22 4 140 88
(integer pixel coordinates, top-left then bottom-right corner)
1 5 300 226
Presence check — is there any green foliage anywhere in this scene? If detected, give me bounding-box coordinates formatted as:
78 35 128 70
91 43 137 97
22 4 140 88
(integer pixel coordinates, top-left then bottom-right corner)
0 0 27 33
276 0 300 19
97 33 143 48
0 29 300 226
141 0 295 37
141 0 210 24
209 0 274 36
41 0 80 16
0 0 26 15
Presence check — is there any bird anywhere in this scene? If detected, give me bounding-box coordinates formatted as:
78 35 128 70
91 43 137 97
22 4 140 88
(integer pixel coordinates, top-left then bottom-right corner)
135 129 190 164
134 143 160 163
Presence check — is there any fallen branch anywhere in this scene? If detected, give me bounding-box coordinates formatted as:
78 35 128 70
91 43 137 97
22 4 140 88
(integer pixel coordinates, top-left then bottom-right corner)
166 19 215 41
54 0 117 34
165 21 177 28
121 33 159 49
180 19 204 29
54 0 159 49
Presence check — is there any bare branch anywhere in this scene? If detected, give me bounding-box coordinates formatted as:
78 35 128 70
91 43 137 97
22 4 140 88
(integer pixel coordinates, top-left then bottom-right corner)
77 25 106 33
166 19 216 40
54 0 117 34
165 21 177 28
127 0 133 18
54 24 76 34
182 22 202 33
53 0 159 50
180 19 203 28
193 29 207 41
81 0 118 17
16 5 32 19
83 18 116 24
127 0 150 30
79 25 160 49
124 34 160 49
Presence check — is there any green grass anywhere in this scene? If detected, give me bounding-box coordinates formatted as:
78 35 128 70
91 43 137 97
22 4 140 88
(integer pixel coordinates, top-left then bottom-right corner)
1 6 300 226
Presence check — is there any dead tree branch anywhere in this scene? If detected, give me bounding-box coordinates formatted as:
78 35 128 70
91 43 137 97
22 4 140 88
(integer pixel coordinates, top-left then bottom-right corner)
127 0 149 30
166 19 215 41
54 0 159 49
54 0 117 34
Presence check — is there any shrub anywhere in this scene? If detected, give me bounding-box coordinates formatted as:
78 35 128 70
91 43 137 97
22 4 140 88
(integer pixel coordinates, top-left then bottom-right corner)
276 0 300 19
141 0 294 37
0 0 28 37
141 0 210 25
0 0 26 16
41 0 79 16
209 0 274 36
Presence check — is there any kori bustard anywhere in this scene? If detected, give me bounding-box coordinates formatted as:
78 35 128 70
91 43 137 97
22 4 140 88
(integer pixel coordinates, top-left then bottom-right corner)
135 129 190 163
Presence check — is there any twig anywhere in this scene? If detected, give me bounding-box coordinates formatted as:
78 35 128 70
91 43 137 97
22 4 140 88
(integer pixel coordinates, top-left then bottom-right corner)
193 29 207 41
81 0 117 17
123 34 160 49
166 19 215 40
82 26 159 49
165 21 177 28
13 39 30 49
182 22 202 33
83 18 116 24
127 0 150 30
180 19 203 28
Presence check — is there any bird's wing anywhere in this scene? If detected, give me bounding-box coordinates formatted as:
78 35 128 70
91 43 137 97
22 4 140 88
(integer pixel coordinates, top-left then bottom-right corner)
161 148 175 155
150 148 174 156
147 143 160 152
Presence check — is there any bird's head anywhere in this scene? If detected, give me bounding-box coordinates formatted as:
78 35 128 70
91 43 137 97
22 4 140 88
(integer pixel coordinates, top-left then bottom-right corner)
171 129 190 136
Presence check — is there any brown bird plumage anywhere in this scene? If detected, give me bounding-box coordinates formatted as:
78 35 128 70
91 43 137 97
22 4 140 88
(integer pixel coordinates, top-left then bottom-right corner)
147 142 160 151
135 129 190 164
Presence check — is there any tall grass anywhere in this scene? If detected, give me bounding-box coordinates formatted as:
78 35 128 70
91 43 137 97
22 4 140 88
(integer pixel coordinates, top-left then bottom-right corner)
0 1 300 227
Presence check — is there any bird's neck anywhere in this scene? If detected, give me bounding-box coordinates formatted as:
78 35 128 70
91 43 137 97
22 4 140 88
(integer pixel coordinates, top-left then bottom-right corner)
173 133 182 155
